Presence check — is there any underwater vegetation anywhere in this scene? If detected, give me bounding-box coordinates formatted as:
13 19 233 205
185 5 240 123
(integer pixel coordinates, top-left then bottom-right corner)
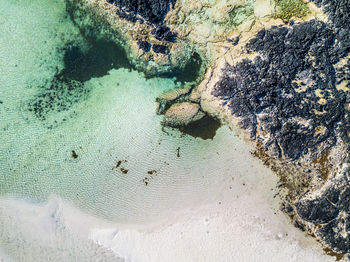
28 38 132 127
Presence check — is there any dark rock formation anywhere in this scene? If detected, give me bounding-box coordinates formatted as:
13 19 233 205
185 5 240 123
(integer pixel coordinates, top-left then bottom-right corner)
106 0 178 50
151 25 177 42
212 0 350 254
152 44 169 54
213 19 349 160
107 0 176 25
295 164 350 254
137 40 151 52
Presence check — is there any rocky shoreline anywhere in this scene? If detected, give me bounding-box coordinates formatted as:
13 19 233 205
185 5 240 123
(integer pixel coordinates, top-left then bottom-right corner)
67 0 350 257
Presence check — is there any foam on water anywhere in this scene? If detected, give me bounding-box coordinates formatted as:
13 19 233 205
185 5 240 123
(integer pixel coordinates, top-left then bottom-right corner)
0 0 336 261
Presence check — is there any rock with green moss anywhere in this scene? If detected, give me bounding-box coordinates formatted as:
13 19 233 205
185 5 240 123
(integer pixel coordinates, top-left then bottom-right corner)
274 0 310 21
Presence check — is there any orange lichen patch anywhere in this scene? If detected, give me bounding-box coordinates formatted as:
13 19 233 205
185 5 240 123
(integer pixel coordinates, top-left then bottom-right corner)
323 247 345 261
314 125 327 136
312 150 331 181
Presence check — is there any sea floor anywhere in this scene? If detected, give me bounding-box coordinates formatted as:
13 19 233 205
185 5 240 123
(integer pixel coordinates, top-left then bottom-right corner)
0 0 337 261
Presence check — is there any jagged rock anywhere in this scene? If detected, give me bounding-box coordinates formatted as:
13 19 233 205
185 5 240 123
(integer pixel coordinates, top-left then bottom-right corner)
107 0 176 25
212 19 349 161
152 44 169 54
295 164 350 254
137 40 151 52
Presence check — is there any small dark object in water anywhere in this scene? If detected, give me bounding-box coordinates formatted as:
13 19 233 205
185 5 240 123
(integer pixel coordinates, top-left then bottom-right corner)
115 160 122 168
120 168 128 174
72 150 78 159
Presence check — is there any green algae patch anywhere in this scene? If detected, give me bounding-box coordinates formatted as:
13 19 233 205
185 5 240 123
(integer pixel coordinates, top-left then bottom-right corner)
228 3 255 28
274 0 310 21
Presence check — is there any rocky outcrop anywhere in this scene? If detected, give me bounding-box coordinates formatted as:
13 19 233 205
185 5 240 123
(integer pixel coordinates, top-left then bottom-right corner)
156 85 193 114
204 0 350 255
163 102 205 127
295 164 350 254
212 18 349 161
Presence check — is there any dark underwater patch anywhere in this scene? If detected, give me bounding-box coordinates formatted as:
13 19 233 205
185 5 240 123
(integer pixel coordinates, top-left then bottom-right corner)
62 39 132 82
152 52 203 83
28 37 132 126
174 52 202 83
179 115 221 140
